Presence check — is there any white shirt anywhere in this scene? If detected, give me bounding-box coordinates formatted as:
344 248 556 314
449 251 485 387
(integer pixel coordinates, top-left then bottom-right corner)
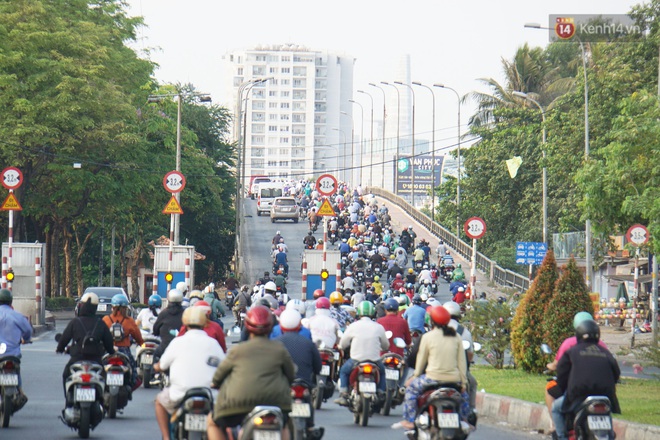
342 277 356 290
418 269 433 283
339 317 389 362
136 308 160 333
306 309 340 348
159 329 226 401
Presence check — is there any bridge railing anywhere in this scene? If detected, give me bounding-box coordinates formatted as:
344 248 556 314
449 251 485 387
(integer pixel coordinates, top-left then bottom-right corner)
367 186 530 293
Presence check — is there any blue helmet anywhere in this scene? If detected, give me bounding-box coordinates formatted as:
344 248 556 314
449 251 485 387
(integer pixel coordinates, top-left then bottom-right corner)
384 298 399 312
148 294 162 308
111 294 129 307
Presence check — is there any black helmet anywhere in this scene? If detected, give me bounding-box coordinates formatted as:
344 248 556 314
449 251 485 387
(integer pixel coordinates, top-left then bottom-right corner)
575 319 600 343
308 231 313 236
0 288 12 305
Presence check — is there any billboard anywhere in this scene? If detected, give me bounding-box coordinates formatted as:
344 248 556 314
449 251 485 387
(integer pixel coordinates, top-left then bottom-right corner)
395 155 445 197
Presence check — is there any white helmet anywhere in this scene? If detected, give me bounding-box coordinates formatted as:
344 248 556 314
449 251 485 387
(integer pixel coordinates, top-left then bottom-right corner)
286 299 306 316
279 309 302 331
168 289 183 303
80 292 99 305
443 301 461 318
176 281 188 293
420 293 428 301
426 298 441 307
264 281 277 293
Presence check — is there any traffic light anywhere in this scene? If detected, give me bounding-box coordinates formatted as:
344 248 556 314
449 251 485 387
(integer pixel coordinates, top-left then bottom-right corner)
320 269 329 281
164 272 173 283
5 269 14 282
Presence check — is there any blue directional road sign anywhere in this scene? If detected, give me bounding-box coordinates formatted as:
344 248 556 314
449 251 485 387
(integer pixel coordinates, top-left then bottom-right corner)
516 242 548 265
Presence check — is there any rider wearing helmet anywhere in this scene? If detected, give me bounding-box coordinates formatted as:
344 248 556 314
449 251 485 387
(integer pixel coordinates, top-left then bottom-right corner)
405 267 417 285
444 301 477 412
153 289 185 356
552 320 620 440
270 300 312 340
177 301 227 352
399 305 469 431
103 294 145 389
334 301 389 407
207 306 295 439
176 281 189 297
303 230 317 249
0 288 32 410
371 275 383 296
231 285 253 328
276 310 322 384
154 307 225 440
391 272 405 291
137 294 162 333
329 291 353 330
403 295 427 334
304 297 340 349
376 298 411 357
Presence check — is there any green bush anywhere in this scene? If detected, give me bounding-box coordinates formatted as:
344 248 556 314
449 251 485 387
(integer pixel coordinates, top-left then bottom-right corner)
467 298 514 369
511 250 558 373
543 257 594 353
45 296 77 311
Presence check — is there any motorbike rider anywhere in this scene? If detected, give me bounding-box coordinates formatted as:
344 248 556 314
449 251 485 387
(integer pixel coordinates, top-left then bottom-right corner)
388 261 404 281
394 246 408 267
398 305 469 431
341 271 356 293
441 251 455 275
203 287 226 323
155 307 225 440
417 279 433 297
0 288 32 409
231 285 252 327
369 251 385 271
224 273 239 297
453 286 467 304
405 267 417 285
552 319 620 440
436 240 447 264
178 301 227 352
452 263 466 282
270 300 312 339
304 289 324 318
273 246 289 276
329 291 353 330
259 271 272 285
274 269 287 292
371 275 384 296
412 245 426 266
272 230 283 247
102 294 145 389
403 295 428 334
153 289 185 358
390 273 405 291
303 231 317 249
376 298 411 357
206 306 295 440
418 264 433 284
56 292 115 406
334 301 389 407
136 294 162 333
338 238 350 255
305 297 340 349
176 281 189 298
444 301 478 413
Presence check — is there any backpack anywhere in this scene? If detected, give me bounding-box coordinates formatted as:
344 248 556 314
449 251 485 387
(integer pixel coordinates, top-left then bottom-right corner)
77 318 102 356
110 317 125 342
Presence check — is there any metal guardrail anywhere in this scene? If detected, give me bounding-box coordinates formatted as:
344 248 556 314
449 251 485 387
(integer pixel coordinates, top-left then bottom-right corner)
368 187 530 293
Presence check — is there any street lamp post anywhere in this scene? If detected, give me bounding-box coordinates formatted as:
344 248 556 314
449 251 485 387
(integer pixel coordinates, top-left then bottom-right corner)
357 90 374 188
148 91 211 245
525 23 592 288
332 128 346 181
349 99 364 186
394 81 416 206
369 83 387 189
412 82 437 221
381 81 400 194
513 91 547 244
341 111 356 186
434 84 461 237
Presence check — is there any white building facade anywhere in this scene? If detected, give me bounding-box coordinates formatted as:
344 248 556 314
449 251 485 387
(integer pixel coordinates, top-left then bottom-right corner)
221 44 354 184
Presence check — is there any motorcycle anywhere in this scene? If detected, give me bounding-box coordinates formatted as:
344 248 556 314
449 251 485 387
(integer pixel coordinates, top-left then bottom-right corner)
442 264 455 282
313 347 338 410
62 361 106 439
414 260 424 274
102 351 132 418
345 361 380 427
407 381 468 440
380 352 405 416
136 335 160 388
225 290 235 308
329 231 338 245
227 405 285 440
355 270 365 287
169 387 213 440
0 355 22 428
290 379 324 440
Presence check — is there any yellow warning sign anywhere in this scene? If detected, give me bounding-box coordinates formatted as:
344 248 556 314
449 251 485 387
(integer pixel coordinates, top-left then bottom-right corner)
162 196 183 215
1 192 22 211
316 198 335 217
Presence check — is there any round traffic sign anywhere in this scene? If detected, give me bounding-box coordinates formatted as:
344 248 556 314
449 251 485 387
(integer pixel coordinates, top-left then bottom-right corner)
316 174 337 197
163 171 186 193
1 167 22 190
626 224 649 246
464 217 487 240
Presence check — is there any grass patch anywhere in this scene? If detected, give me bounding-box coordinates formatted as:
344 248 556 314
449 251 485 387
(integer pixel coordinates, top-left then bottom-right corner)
472 365 660 426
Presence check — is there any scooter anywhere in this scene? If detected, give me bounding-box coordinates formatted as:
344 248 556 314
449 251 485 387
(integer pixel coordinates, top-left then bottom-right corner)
380 335 407 416
136 335 160 388
346 361 380 427
169 387 213 440
227 406 285 440
62 361 106 439
102 351 132 418
0 354 23 428
406 382 468 440
313 347 338 410
225 290 235 308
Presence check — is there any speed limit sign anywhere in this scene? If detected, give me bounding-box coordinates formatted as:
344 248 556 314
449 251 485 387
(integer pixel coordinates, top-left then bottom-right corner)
464 217 487 240
163 171 186 193
626 224 649 246
316 174 337 197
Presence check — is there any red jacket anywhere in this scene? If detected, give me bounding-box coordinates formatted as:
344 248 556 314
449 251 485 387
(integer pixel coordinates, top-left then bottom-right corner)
377 313 412 356
179 320 226 352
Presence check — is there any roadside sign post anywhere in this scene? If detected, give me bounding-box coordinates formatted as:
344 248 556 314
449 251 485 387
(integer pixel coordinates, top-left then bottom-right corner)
464 217 486 300
627 224 649 348
163 171 186 291
316 174 338 198
316 196 336 291
1 167 23 289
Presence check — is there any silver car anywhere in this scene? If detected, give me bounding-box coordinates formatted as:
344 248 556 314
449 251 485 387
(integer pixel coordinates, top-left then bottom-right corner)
270 197 299 223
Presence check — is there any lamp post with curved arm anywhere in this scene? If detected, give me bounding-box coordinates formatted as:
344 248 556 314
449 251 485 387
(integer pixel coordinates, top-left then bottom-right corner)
381 81 400 194
358 90 374 188
349 99 364 186
369 83 387 189
434 83 461 237
394 81 416 206
412 81 436 221
332 128 346 181
340 111 356 186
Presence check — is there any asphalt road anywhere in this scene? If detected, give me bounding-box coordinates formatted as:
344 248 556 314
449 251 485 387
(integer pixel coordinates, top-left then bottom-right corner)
1 198 540 439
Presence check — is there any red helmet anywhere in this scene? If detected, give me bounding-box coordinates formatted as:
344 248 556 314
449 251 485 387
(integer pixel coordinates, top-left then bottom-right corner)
395 273 402 279
245 305 274 336
313 289 325 299
428 305 451 326
193 300 212 316
316 297 331 309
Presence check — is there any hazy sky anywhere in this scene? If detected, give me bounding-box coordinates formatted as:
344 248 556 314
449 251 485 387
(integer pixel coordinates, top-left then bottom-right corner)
126 0 640 144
